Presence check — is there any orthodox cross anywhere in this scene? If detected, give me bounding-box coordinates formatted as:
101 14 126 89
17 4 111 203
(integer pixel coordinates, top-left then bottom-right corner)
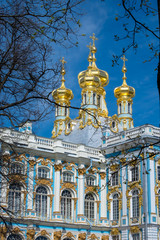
60 57 66 68
90 33 98 46
121 55 128 65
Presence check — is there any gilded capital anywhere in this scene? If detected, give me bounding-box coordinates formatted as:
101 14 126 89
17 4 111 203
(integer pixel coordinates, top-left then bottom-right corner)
78 168 86 175
100 172 106 179
101 236 109 240
54 164 63 171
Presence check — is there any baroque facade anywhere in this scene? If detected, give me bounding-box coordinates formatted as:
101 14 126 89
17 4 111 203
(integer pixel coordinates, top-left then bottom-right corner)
0 34 160 240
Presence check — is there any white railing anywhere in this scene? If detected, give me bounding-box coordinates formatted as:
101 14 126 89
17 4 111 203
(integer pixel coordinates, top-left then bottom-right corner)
36 136 54 147
62 142 77 151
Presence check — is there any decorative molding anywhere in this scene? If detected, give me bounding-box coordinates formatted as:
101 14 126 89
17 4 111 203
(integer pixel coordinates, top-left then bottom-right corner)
63 232 75 239
100 172 106 179
0 226 7 239
110 228 120 235
54 164 63 172
88 233 98 240
61 182 76 193
110 164 119 172
29 159 36 168
85 186 98 194
35 179 52 189
27 229 35 240
101 236 109 240
54 231 62 240
130 226 140 234
78 168 86 175
78 233 86 240
40 230 49 236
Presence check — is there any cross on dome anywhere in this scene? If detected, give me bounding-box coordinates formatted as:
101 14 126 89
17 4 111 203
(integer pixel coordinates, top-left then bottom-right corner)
90 33 98 46
87 42 92 51
60 57 66 67
121 55 128 65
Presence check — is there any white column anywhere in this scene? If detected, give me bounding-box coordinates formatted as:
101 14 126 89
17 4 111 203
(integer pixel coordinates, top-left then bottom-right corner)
78 167 85 215
122 167 127 216
53 163 62 213
100 172 107 219
27 158 35 210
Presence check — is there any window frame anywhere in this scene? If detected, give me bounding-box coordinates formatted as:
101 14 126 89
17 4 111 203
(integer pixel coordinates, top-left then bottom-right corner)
131 166 139 182
61 189 72 220
157 166 160 181
35 186 48 218
132 189 139 219
11 162 24 175
112 193 119 221
84 193 95 222
8 183 23 216
111 171 119 186
86 175 95 186
38 167 49 179
63 171 74 183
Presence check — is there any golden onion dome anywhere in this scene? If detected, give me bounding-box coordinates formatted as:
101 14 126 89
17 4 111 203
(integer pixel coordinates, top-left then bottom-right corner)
52 57 73 102
78 34 109 89
114 55 135 100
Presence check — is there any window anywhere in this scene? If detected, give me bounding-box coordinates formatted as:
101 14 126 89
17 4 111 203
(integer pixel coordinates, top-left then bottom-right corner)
38 168 49 179
132 233 139 240
112 236 119 240
128 102 131 114
93 93 96 105
112 121 116 128
158 190 160 217
11 163 24 175
35 237 48 240
157 166 160 180
84 193 95 221
111 171 118 186
131 166 139 181
65 106 67 116
84 94 86 104
35 186 47 218
119 103 122 114
132 189 139 218
97 95 101 108
113 193 119 221
7 235 22 240
61 190 72 220
86 176 95 186
63 172 73 182
8 183 22 216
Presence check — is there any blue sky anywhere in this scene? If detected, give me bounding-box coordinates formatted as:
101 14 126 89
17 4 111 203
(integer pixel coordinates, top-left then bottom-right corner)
34 0 159 137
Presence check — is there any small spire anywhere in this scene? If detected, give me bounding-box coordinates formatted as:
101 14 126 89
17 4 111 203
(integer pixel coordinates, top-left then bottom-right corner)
121 55 128 85
60 57 66 88
87 42 93 67
90 33 98 68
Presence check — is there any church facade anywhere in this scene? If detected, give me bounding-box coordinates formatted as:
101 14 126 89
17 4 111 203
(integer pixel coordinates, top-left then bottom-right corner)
0 34 160 240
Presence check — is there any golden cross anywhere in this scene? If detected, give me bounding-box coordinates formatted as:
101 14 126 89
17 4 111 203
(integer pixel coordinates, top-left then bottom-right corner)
60 57 66 67
87 42 92 51
90 33 98 46
121 55 128 65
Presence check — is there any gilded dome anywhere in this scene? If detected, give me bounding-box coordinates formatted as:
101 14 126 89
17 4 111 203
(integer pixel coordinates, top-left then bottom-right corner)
78 34 109 89
52 58 73 102
114 55 135 100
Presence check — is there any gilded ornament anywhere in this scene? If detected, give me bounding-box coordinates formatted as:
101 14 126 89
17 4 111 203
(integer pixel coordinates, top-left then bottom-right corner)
0 226 7 239
36 179 52 189
27 229 35 240
54 231 62 240
61 182 76 193
120 158 126 164
29 159 36 168
64 232 75 239
101 236 109 240
88 233 98 240
110 164 119 172
78 233 86 240
88 168 95 174
41 230 49 236
130 226 140 234
66 163 73 170
110 228 120 236
54 164 63 171
78 168 86 175
73 198 78 209
9 174 26 185
85 186 98 194
100 172 106 179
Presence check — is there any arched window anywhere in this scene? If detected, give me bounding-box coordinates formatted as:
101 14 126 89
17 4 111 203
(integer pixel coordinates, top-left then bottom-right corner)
61 190 72 220
93 93 96 105
84 193 95 221
11 163 24 175
132 189 139 218
63 172 73 182
128 102 131 114
35 237 48 240
132 233 139 240
8 183 22 216
158 190 160 217
38 168 49 179
7 234 22 240
86 176 95 186
65 106 67 116
35 186 47 218
84 94 87 104
113 193 119 221
97 95 101 108
119 103 122 114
